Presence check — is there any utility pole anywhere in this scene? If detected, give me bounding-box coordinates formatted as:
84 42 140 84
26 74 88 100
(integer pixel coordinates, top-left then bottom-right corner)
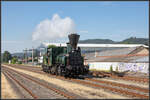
24 47 37 66
28 47 36 65
23 48 28 64
26 48 28 64
32 47 34 65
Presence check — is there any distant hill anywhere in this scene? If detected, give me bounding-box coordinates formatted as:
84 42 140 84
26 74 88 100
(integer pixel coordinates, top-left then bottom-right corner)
117 37 149 45
79 37 149 45
79 39 115 44
11 53 27 58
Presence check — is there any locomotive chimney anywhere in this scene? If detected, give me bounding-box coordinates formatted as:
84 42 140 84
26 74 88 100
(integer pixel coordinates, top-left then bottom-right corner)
68 33 80 50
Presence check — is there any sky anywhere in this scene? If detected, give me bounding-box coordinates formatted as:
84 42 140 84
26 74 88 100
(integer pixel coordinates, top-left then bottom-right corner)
2 1 149 53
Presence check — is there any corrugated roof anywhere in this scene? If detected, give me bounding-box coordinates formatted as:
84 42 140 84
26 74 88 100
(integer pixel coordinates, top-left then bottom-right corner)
86 56 149 62
85 47 149 62
97 47 136 56
84 47 137 59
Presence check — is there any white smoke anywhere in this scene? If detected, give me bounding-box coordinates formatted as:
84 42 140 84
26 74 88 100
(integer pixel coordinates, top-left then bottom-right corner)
32 14 76 41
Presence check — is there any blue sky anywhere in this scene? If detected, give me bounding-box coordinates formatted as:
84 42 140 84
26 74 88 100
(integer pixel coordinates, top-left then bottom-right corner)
2 1 149 53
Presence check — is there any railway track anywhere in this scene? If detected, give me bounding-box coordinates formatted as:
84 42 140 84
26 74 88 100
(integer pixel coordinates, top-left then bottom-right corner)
2 64 149 99
2 67 76 99
2 70 38 99
71 79 149 99
6 64 149 86
92 71 149 83
85 78 149 93
11 64 149 83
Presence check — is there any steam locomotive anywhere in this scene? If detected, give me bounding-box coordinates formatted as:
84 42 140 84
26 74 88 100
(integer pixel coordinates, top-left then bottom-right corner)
42 33 89 78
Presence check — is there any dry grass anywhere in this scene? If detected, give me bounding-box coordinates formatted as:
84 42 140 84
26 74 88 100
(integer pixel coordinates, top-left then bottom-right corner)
19 64 41 68
89 69 110 72
1 72 19 99
101 78 149 88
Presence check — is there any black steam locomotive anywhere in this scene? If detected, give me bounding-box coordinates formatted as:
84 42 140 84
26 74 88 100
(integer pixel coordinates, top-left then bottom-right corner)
42 33 89 78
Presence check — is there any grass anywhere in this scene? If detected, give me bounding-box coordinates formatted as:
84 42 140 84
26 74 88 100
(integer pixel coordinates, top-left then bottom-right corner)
89 69 110 72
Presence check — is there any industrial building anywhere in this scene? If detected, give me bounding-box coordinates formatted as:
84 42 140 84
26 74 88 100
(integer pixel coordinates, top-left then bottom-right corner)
84 46 149 74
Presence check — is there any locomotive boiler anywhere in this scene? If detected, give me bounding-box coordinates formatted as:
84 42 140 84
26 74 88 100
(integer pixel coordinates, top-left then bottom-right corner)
42 33 89 78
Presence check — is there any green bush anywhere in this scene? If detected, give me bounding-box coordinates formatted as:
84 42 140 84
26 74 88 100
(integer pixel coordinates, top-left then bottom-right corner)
110 65 113 72
11 57 18 64
116 66 118 72
18 61 22 64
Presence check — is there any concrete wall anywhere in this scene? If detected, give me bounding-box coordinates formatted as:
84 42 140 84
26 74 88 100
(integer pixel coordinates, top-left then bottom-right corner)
89 62 118 71
88 62 149 73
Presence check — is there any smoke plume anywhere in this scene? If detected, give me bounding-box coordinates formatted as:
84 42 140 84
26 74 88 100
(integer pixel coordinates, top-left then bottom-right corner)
32 14 76 41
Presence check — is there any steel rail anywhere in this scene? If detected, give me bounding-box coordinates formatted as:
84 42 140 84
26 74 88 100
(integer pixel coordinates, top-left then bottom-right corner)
85 78 149 93
92 71 149 83
2 70 38 99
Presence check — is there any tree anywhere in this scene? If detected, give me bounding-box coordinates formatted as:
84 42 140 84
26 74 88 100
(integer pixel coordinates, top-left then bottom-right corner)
3 51 12 63
115 66 119 72
11 56 18 64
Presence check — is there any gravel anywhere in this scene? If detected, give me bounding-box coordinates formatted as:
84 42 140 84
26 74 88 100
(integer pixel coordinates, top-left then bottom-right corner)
94 77 149 88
